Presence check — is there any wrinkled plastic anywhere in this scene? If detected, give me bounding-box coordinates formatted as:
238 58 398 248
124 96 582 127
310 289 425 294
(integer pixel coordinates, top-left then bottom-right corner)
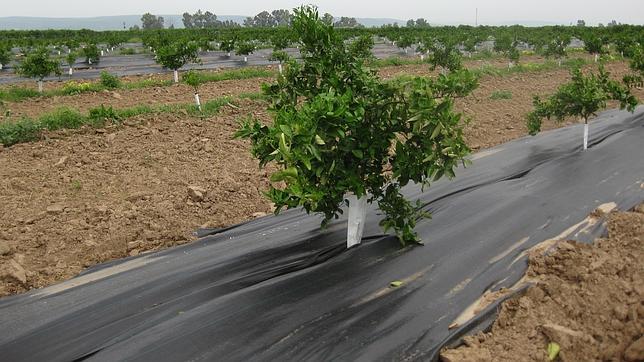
0 108 642 362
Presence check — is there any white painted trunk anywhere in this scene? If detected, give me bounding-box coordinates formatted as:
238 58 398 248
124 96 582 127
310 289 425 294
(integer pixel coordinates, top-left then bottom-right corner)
68 49 71 54
420 54 425 61
583 122 589 150
88 59 92 65
278 63 283 74
0 63 3 70
346 194 367 248
404 48 408 54
194 93 202 111
101 50 104 56
227 52 231 57
37 80 43 93
244 56 248 63
58 50 61 55
558 59 562 67
69 67 73 76
173 70 179 83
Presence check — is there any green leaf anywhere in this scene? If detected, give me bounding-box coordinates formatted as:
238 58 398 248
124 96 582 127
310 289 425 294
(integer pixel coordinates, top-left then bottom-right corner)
315 135 326 145
279 132 290 155
430 123 443 139
270 167 298 182
390 280 403 288
547 342 560 361
352 149 364 159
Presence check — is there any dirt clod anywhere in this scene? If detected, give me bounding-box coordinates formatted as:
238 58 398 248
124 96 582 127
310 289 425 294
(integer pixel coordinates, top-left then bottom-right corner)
625 336 644 362
188 186 207 202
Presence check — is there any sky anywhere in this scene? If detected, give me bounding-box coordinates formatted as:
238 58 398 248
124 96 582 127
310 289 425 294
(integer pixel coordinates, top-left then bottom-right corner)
4 0 644 25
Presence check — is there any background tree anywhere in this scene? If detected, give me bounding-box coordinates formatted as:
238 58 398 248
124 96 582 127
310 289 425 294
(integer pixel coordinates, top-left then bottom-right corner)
334 17 360 28
141 13 165 30
577 20 586 27
219 38 236 57
236 6 478 247
65 52 77 76
623 47 643 88
82 44 100 65
415 18 430 28
396 35 415 54
272 9 292 26
0 46 11 70
245 11 277 27
321 13 334 25
543 34 570 66
527 65 637 150
235 41 256 63
406 19 416 28
155 42 200 83
183 10 219 29
582 34 606 62
16 47 61 92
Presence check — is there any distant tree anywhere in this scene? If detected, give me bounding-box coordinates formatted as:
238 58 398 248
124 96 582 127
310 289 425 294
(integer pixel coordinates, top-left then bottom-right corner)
82 44 100 65
623 47 643 88
334 17 360 28
236 41 256 63
406 19 415 27
183 10 219 28
65 52 77 76
272 9 292 26
246 11 277 27
141 13 165 30
16 47 61 92
0 46 11 70
527 65 637 150
415 18 430 27
321 13 334 25
583 34 606 62
396 35 415 54
155 42 200 83
219 20 240 28
543 35 570 66
183 70 206 111
607 20 618 27
219 38 236 57
576 20 586 27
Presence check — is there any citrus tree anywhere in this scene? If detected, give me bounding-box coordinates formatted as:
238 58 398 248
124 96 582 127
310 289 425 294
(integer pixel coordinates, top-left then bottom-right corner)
219 38 236 57
0 45 11 70
527 65 637 150
82 44 100 65
183 70 206 111
236 41 256 63
155 41 200 83
623 46 643 88
582 34 606 62
65 52 77 76
236 6 478 246
16 47 61 92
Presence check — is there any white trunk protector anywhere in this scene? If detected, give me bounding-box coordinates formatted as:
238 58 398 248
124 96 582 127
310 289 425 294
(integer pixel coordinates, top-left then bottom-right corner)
583 122 589 150
346 194 367 248
195 93 201 111
173 70 179 83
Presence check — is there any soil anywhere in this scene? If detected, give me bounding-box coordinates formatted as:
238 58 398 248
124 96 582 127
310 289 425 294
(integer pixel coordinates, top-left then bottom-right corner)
0 61 642 297
441 205 644 362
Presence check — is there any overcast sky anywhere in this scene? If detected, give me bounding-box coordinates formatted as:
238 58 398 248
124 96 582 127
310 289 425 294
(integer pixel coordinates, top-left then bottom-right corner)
4 0 644 25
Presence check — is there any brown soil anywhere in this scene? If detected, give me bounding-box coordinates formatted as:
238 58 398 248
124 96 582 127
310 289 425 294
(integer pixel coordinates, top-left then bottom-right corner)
0 61 642 298
441 205 644 362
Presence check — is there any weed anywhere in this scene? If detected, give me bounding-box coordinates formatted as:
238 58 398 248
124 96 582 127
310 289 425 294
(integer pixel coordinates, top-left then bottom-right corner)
70 180 82 191
100 71 121 89
490 90 513 100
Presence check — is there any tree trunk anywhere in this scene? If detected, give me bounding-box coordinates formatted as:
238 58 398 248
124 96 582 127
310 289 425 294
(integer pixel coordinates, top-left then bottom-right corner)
227 52 231 57
101 50 104 57
583 120 589 150
37 80 43 93
194 93 201 111
346 194 367 248
69 67 73 76
0 63 3 70
173 70 179 83
420 54 424 61
278 63 283 74
244 56 248 63
594 53 599 62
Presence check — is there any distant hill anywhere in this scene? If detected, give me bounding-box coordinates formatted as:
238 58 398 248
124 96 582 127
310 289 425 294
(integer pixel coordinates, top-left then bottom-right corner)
0 15 407 30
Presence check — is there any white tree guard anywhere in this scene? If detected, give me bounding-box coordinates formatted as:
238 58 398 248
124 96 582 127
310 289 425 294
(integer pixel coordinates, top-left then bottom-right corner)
346 194 367 248
37 81 43 93
194 93 201 111
173 70 179 83
244 56 248 63
0 63 3 70
69 67 73 76
278 63 283 74
583 122 589 150
101 50 104 57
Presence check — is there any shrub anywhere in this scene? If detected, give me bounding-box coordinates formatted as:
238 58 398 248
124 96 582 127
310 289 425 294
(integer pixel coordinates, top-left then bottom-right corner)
100 71 121 89
61 81 98 95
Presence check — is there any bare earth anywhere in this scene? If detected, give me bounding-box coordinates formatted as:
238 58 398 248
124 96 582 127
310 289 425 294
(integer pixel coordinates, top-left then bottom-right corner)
0 61 642 298
441 205 644 362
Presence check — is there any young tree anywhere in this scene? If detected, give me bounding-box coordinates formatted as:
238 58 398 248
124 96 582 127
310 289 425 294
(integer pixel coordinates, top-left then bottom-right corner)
623 46 643 88
16 47 61 92
155 42 200 83
543 34 570 66
219 38 236 57
527 65 637 150
583 34 606 62
82 44 100 65
269 50 289 74
396 35 415 54
236 6 478 247
183 70 206 111
427 39 463 73
0 46 11 70
236 41 255 63
65 52 77 76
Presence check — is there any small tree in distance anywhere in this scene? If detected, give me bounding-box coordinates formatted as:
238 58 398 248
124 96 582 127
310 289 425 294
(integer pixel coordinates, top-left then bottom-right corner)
82 44 100 65
236 42 256 63
183 70 206 111
155 42 200 83
66 52 77 76
16 47 61 92
219 38 236 57
0 46 11 70
527 65 637 150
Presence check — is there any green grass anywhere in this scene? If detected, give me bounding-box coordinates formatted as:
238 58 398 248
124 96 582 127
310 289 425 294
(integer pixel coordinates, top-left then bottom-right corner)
0 96 235 147
237 92 266 101
490 90 513 100
0 86 41 102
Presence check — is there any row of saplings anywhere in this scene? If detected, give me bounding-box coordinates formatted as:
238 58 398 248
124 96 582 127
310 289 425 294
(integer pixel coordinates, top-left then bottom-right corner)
236 6 641 247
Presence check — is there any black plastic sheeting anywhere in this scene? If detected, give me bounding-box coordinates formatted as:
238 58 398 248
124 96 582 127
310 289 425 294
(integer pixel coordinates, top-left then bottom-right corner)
1 108 643 362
